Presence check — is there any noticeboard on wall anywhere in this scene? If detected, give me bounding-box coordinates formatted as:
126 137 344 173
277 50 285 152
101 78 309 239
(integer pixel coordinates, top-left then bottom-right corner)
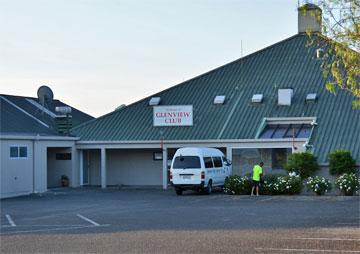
153 105 193 127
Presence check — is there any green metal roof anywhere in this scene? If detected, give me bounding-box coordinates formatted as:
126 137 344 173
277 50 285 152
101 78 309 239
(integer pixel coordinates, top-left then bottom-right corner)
72 34 360 163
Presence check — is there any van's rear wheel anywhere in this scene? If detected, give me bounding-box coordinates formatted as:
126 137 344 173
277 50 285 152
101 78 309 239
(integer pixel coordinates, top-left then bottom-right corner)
206 180 212 195
175 189 183 195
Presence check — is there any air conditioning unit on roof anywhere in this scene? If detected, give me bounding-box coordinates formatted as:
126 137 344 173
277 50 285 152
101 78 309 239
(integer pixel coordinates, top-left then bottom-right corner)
278 89 293 106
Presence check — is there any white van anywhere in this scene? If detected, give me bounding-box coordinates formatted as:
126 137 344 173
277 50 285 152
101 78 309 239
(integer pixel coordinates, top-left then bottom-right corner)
170 147 232 195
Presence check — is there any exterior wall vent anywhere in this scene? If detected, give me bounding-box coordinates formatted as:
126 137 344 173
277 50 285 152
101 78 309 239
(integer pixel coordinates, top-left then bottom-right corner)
252 94 263 103
278 89 293 106
306 93 317 102
149 97 161 106
214 95 226 105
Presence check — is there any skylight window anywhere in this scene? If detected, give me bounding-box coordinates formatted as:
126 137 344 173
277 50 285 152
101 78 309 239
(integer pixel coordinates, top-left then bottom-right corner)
306 93 317 102
149 97 161 106
214 95 225 105
252 94 263 103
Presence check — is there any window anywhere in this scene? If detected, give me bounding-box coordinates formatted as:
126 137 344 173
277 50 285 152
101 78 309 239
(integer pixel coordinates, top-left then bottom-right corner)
10 146 28 159
10 147 18 158
259 124 312 139
56 153 72 160
204 157 214 168
173 156 201 169
272 148 290 169
213 157 223 167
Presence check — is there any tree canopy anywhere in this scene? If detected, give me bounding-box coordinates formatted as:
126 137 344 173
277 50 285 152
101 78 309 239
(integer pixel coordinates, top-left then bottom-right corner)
303 0 360 108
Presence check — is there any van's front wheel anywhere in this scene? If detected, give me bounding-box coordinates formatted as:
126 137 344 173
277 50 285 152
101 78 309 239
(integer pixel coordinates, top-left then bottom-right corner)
205 180 212 195
175 188 183 195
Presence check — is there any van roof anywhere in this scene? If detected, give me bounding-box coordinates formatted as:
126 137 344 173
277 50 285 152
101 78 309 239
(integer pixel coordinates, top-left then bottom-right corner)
174 147 224 157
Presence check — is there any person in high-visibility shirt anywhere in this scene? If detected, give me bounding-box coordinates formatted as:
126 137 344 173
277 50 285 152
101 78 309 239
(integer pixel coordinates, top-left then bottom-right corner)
251 162 264 196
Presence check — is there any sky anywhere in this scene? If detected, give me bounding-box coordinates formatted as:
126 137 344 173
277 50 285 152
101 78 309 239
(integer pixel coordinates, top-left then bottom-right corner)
1 0 303 117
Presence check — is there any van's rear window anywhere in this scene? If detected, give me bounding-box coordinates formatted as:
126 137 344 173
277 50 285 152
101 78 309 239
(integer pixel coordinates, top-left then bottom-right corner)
173 156 201 169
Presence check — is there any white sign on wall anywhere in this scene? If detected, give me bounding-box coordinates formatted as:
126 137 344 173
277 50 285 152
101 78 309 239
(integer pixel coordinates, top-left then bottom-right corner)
153 105 193 126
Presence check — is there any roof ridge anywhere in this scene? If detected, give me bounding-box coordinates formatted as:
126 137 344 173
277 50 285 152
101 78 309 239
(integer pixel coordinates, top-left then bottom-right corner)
72 33 305 132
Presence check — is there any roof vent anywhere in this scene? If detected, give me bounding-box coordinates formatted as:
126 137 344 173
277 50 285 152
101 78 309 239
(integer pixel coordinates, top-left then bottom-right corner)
149 97 161 106
306 93 317 102
252 94 263 103
278 89 293 106
214 95 226 105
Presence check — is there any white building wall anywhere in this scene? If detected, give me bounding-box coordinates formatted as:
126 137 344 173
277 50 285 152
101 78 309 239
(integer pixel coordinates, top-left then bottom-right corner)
1 138 77 198
0 140 34 198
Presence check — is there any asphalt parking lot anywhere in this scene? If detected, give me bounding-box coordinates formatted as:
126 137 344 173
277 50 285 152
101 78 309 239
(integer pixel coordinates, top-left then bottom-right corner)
1 188 359 253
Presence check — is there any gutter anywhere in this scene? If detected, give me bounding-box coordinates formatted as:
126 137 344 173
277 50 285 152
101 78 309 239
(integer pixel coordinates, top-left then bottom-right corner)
0 134 79 141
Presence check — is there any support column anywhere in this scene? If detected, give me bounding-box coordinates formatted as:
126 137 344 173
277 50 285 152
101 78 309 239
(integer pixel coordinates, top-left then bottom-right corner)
71 146 78 187
162 148 168 190
226 146 232 161
79 150 83 186
101 148 106 189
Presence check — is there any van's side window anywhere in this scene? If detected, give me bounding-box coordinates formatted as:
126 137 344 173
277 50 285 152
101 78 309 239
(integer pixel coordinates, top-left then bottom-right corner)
213 157 222 167
204 157 214 168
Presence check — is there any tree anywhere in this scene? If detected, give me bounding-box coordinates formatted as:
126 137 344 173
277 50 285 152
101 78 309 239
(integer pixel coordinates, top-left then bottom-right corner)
302 1 360 108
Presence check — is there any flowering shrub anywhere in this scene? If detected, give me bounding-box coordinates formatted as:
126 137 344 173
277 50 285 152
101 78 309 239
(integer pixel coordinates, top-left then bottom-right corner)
267 175 303 195
224 175 251 195
335 173 360 196
306 176 332 195
262 174 284 195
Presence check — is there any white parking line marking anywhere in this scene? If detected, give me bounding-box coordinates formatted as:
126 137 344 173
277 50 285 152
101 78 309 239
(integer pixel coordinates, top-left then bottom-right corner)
77 214 100 226
5 215 16 227
255 247 360 253
0 224 110 235
283 237 360 241
336 222 359 225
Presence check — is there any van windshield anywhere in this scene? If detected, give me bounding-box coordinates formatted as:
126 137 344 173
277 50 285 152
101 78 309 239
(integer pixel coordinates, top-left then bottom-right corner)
173 156 201 169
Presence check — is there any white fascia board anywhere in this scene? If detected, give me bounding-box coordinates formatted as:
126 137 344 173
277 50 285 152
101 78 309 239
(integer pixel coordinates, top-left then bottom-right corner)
75 138 308 149
264 117 316 125
0 135 79 141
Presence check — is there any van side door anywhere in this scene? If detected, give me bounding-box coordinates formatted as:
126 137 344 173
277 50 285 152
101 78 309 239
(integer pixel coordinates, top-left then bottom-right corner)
203 156 214 184
212 156 223 185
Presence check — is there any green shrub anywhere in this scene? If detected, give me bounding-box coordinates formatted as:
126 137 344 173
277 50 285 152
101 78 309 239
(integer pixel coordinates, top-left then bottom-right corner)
306 176 332 195
329 150 356 175
285 152 319 179
335 173 360 196
224 175 252 195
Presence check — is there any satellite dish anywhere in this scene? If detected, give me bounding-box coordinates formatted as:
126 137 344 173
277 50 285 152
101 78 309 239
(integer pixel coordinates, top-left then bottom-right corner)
37 86 54 106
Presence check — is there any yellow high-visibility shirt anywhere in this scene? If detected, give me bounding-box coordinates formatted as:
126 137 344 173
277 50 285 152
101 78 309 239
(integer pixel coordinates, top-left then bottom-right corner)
252 165 263 181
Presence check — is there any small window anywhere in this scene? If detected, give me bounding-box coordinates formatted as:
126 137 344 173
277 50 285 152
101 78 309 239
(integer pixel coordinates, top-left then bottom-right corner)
204 157 214 168
10 146 27 159
19 147 27 158
10 147 18 158
56 153 72 160
213 157 223 167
